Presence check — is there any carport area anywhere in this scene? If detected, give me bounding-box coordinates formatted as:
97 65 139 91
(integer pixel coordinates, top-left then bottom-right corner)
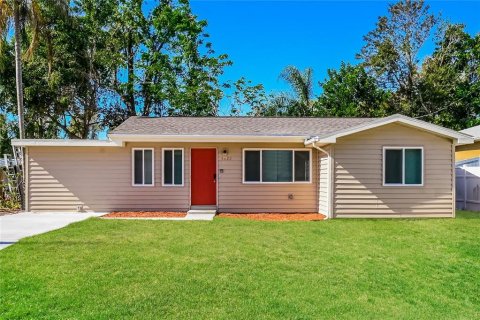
0 212 104 249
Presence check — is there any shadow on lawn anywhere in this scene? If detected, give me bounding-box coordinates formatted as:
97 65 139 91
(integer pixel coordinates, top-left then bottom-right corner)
456 210 480 219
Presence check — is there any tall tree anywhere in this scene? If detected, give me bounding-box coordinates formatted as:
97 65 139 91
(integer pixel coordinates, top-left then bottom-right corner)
250 66 315 116
279 66 315 116
0 0 68 139
357 0 436 114
101 0 232 128
316 63 391 117
419 24 480 129
228 77 266 116
1 0 104 139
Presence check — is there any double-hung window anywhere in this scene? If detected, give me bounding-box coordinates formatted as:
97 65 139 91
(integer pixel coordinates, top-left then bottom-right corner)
243 149 311 183
383 147 423 186
163 148 184 186
132 148 154 186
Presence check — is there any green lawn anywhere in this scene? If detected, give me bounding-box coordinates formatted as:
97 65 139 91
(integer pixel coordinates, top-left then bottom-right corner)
1 211 479 319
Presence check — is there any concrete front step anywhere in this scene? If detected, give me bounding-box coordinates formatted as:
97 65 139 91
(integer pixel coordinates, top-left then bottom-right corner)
186 209 217 221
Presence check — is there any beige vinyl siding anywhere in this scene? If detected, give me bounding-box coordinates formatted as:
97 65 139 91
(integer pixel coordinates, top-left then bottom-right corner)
27 142 318 213
218 144 318 213
318 150 329 215
28 144 190 212
333 123 454 217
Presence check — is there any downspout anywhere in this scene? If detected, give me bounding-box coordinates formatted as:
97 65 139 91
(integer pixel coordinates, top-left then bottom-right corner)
311 142 333 219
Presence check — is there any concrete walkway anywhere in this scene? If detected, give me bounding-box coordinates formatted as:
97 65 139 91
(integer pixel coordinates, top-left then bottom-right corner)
0 212 105 250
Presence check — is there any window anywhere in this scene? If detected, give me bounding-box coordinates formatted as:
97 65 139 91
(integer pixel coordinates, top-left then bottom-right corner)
383 147 423 186
163 148 184 186
132 148 154 186
243 149 311 183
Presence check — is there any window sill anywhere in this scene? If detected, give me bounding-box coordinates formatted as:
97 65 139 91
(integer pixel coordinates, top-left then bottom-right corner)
242 181 312 185
382 184 424 187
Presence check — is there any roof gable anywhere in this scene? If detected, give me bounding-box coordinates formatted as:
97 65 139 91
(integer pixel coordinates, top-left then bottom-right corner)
305 114 473 145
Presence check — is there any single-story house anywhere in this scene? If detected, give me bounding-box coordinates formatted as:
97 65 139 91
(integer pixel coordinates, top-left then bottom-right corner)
456 125 480 162
12 114 473 218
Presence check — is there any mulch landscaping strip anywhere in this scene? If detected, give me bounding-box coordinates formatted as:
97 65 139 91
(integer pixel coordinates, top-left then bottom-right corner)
217 213 326 221
103 211 187 218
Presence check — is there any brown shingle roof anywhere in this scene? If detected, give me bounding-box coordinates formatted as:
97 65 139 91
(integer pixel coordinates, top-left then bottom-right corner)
110 116 376 137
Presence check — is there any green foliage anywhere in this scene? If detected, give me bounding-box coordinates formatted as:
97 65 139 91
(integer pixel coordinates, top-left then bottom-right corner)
418 24 480 130
227 77 267 116
316 63 391 117
249 66 316 116
0 175 21 209
357 0 437 113
99 0 232 128
351 0 479 128
253 0 479 128
0 114 11 155
1 0 479 136
1 0 244 137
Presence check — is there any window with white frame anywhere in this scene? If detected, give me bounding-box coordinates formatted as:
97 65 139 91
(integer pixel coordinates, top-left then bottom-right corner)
383 147 423 186
163 148 184 186
132 148 154 186
243 149 311 183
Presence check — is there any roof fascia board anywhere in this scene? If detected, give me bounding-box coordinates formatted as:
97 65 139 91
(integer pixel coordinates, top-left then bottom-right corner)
307 115 474 145
11 139 122 147
109 134 308 143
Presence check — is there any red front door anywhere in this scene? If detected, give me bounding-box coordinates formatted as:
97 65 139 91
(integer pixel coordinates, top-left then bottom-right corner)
191 148 217 206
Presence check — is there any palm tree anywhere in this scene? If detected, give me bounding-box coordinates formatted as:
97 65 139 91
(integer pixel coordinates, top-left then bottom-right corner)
279 66 315 116
0 0 67 139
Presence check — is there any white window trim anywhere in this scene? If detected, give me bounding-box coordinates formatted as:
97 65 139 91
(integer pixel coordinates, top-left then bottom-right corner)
162 148 185 187
132 148 155 187
242 148 312 184
382 146 424 187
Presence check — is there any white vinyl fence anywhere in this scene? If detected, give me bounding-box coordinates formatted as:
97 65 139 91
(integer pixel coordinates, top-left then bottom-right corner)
456 167 480 211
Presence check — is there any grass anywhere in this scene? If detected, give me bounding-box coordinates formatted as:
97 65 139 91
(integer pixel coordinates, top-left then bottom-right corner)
1 211 479 319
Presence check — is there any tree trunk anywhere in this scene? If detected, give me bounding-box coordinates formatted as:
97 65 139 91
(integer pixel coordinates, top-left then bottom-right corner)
126 33 136 116
13 0 25 140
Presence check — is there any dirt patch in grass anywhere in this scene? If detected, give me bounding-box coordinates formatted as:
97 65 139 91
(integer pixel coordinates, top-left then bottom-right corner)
103 211 187 218
217 213 326 221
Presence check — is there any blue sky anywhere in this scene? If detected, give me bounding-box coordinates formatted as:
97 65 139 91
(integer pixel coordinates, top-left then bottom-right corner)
189 1 480 114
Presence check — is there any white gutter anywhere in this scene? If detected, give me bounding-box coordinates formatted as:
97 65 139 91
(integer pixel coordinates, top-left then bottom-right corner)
11 139 123 147
304 136 336 145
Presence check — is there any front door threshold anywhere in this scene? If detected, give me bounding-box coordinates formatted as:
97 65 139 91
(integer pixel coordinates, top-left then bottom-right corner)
190 205 217 210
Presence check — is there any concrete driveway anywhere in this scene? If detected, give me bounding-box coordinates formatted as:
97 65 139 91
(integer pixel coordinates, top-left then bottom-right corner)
0 212 105 250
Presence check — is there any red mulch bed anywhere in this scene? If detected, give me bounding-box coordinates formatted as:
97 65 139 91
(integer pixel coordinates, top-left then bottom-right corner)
103 211 187 218
217 213 326 221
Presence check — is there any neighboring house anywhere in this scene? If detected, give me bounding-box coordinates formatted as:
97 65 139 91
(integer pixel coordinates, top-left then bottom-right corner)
456 125 480 162
12 114 473 218
456 157 480 168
